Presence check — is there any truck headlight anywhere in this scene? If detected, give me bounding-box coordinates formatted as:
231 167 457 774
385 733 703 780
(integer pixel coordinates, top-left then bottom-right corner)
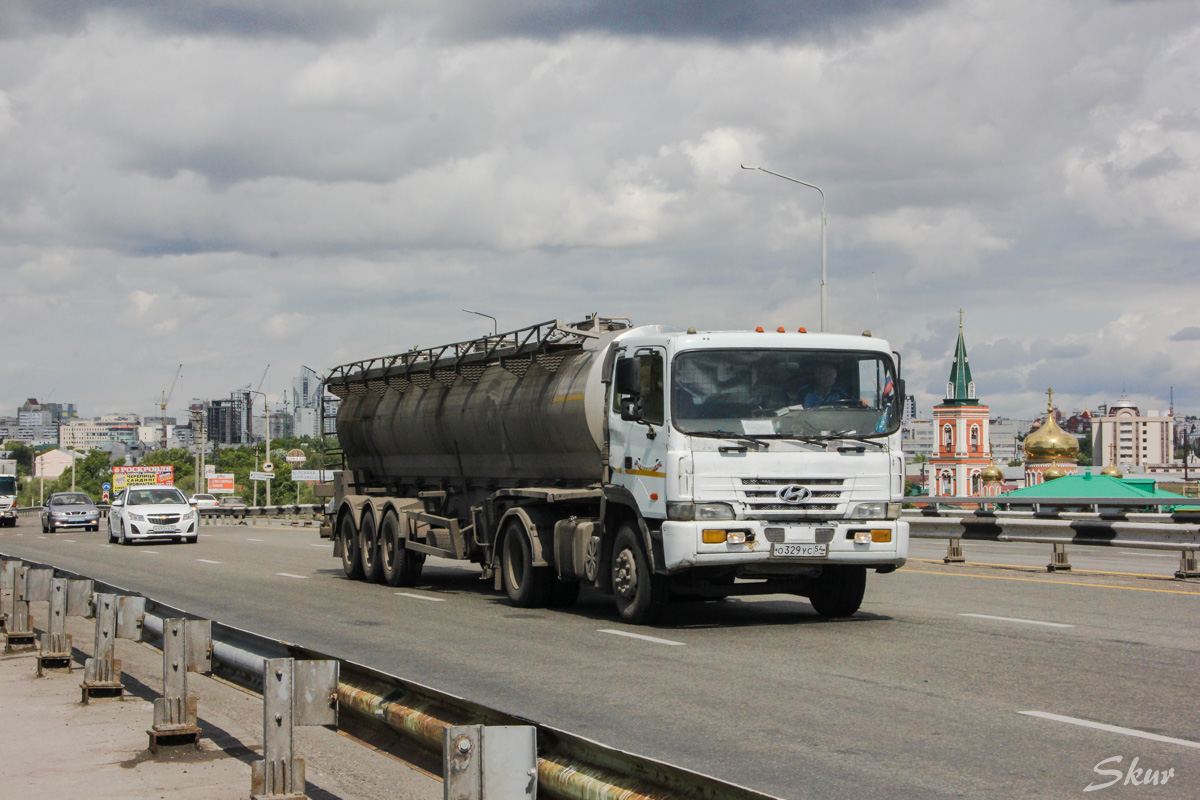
667 502 736 521
850 502 902 520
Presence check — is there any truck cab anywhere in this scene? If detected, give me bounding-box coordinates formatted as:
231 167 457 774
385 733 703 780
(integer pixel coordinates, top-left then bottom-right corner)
603 329 907 619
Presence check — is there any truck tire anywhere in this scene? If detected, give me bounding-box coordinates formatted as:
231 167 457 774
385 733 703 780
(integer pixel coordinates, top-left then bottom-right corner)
380 510 424 587
502 523 554 608
338 513 364 580
806 565 867 618
359 510 384 583
611 525 668 624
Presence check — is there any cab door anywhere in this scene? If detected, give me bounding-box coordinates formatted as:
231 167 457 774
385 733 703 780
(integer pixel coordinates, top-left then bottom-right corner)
609 347 668 519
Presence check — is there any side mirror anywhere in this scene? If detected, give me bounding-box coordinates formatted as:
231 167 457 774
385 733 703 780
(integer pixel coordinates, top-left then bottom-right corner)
615 357 641 396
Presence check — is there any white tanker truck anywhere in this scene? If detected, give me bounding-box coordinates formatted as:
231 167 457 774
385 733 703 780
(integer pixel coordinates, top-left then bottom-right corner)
322 314 909 624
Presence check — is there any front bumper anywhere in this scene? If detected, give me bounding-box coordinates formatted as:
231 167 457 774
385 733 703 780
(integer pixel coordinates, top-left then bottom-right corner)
48 514 100 528
126 519 196 539
659 519 908 573
0 508 17 520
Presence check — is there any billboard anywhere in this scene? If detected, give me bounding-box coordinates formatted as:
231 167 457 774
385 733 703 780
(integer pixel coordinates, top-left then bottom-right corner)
112 465 174 492
208 474 235 494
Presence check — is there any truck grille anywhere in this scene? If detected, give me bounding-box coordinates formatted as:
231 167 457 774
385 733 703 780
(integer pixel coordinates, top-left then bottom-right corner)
738 478 846 518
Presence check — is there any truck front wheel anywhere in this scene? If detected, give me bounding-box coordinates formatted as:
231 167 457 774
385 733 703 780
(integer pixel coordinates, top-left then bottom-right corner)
338 513 364 580
611 525 667 624
502 524 554 608
806 565 867 618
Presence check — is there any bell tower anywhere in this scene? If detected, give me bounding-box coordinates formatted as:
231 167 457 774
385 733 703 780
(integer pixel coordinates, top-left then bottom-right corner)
930 312 992 497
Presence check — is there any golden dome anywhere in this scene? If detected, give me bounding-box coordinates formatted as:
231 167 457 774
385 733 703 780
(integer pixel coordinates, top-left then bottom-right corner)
1100 463 1124 479
1043 465 1067 481
1024 399 1079 461
981 462 1004 483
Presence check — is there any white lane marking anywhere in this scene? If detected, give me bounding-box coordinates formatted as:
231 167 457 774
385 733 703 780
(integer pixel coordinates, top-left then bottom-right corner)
275 573 308 579
1021 711 1200 750
395 592 446 602
960 613 1074 629
141 550 160 554
197 559 222 564
247 538 265 542
598 629 685 646
310 543 331 548
63 539 76 543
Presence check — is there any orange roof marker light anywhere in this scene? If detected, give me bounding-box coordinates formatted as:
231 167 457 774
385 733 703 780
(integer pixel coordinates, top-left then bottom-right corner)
797 327 807 333
777 327 786 332
755 326 764 332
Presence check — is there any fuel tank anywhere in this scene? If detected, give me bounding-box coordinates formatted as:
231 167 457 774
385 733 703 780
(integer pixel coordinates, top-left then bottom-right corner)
330 318 666 487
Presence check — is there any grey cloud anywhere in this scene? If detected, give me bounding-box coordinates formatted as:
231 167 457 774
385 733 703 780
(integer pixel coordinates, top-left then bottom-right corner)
442 0 944 43
0 1 387 41
2 0 943 43
1172 327 1200 341
1042 343 1090 359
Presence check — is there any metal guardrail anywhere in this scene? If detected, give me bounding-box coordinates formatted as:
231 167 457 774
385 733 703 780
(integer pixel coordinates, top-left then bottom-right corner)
1 552 780 800
902 496 1200 577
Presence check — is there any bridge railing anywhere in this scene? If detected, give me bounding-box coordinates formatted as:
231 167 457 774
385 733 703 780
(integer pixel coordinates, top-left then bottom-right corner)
902 496 1200 577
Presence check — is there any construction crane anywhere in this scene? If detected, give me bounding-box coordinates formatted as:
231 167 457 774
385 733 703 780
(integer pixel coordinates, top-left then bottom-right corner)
159 365 183 450
250 365 269 442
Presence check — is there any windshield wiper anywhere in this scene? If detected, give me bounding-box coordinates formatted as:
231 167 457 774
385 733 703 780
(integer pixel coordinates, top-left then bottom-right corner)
687 430 771 450
826 433 886 449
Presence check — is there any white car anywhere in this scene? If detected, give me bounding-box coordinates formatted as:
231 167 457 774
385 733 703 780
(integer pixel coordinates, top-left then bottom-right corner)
190 493 219 509
108 486 199 545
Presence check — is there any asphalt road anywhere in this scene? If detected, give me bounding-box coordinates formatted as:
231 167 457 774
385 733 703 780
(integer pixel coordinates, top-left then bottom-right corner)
3 516 1198 799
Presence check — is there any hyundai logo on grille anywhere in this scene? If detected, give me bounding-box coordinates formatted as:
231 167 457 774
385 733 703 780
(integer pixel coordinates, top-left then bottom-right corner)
777 485 810 504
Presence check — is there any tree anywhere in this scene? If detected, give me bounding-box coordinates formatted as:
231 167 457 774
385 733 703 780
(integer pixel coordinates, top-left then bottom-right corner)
1076 432 1093 467
2 441 34 474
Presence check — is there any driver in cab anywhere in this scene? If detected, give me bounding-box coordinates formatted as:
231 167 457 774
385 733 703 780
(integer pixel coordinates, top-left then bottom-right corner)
802 362 862 407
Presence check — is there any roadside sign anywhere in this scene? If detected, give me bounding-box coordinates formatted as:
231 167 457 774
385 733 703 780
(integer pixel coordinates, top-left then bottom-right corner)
101 482 111 493
207 474 235 494
249 471 275 481
285 449 306 464
204 464 216 478
263 461 274 473
291 469 336 483
112 465 174 491
102 491 110 503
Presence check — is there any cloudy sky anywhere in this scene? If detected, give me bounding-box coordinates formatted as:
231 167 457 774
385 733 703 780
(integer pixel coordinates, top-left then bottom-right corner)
2 0 1198 426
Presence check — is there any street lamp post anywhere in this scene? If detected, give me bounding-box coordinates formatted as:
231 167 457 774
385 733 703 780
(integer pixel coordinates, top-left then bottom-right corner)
462 308 498 336
741 165 828 332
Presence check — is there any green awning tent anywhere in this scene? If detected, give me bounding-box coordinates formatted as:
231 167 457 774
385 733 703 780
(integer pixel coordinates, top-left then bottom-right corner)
999 472 1188 510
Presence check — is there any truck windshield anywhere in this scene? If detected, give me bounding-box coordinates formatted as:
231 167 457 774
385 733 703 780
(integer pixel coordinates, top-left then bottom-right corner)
672 349 900 438
0 476 16 495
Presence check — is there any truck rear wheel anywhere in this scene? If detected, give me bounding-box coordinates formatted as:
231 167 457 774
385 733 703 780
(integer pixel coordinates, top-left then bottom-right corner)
612 525 668 624
380 510 424 587
338 513 364 580
359 510 384 583
502 523 554 608
806 565 867 618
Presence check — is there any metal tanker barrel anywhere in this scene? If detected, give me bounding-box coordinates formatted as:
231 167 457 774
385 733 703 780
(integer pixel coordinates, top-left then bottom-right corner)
326 317 644 488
